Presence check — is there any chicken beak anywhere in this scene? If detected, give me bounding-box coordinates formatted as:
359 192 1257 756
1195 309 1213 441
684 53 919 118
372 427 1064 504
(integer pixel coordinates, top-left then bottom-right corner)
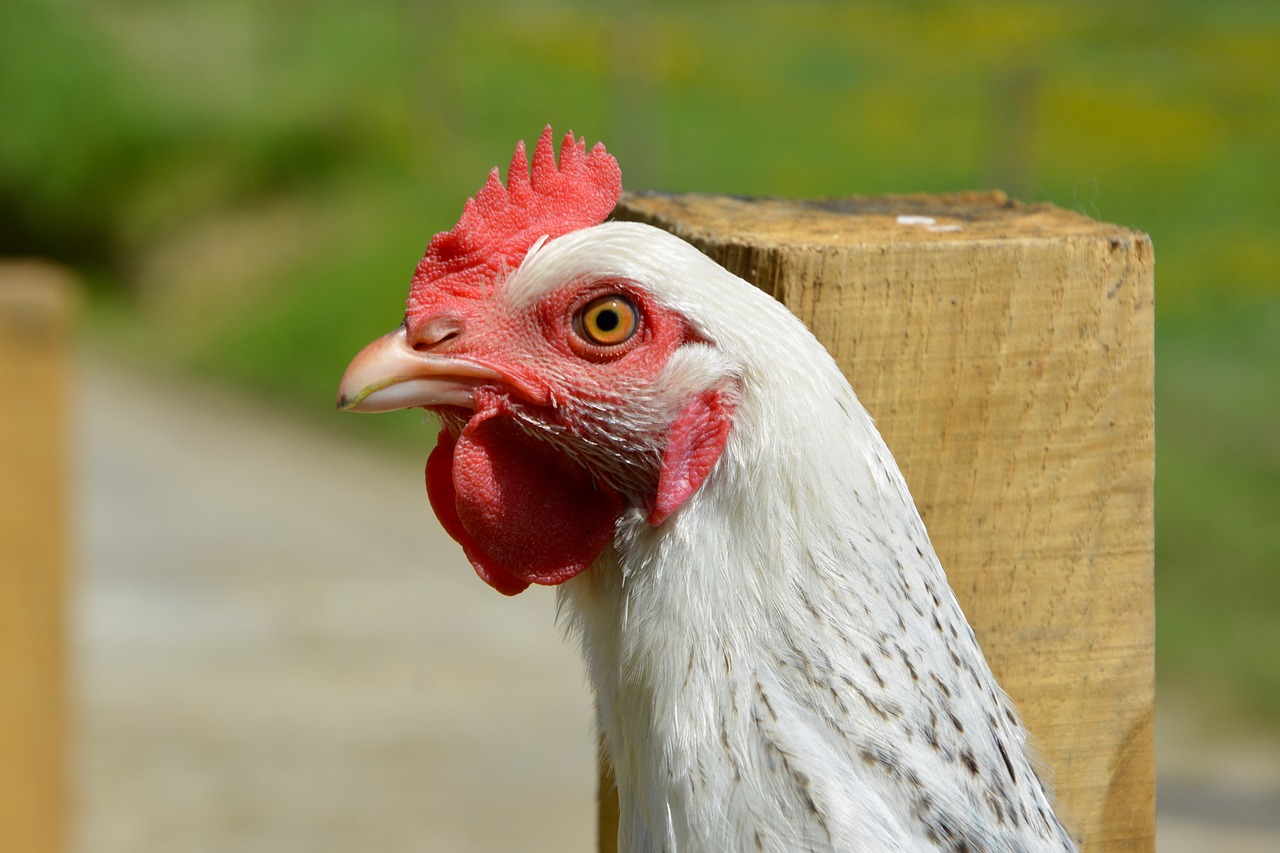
336 326 502 413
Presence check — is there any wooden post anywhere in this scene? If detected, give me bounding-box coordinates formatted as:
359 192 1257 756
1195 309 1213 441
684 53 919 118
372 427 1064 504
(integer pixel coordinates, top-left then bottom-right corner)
0 262 74 853
598 192 1155 851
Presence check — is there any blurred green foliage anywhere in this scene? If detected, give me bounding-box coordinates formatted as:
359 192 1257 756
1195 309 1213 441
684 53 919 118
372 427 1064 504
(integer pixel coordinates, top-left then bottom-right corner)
3 0 1278 726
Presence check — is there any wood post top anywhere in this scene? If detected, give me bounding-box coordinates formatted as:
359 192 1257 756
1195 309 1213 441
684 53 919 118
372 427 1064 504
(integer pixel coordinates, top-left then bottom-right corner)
618 190 1146 247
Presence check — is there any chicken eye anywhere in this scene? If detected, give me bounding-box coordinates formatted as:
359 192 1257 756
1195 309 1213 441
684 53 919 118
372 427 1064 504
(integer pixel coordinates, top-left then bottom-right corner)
576 295 638 347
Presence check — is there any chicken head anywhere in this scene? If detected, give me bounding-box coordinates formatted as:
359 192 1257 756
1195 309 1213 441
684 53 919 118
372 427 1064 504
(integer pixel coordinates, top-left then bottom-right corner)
337 128 735 595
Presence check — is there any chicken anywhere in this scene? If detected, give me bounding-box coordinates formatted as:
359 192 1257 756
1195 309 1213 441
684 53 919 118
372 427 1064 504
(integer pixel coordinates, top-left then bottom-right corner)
337 127 1078 852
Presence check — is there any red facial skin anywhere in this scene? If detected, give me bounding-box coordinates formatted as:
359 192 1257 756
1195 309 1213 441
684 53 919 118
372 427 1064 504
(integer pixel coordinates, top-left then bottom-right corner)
408 277 689 407
411 277 733 595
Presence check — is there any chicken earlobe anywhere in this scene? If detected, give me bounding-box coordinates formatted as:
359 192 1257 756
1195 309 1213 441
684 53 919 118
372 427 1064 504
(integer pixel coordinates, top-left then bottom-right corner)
426 394 625 595
650 388 735 525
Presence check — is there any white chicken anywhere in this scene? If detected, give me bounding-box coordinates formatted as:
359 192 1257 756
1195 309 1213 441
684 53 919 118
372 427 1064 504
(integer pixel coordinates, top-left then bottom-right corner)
338 128 1077 852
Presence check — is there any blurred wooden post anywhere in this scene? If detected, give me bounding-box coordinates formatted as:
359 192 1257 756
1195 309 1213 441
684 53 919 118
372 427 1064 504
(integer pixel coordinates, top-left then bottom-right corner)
600 192 1155 851
0 263 74 853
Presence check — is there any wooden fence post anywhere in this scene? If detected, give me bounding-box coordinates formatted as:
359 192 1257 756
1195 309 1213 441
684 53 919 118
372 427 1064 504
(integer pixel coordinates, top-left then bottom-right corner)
0 262 74 853
597 192 1155 851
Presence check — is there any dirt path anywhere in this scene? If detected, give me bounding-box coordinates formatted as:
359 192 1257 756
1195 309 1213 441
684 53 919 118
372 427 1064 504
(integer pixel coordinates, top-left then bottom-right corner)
73 359 1280 851
74 360 596 853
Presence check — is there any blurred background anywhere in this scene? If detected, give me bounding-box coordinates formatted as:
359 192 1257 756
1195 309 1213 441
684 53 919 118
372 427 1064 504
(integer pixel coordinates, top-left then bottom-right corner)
2 0 1277 850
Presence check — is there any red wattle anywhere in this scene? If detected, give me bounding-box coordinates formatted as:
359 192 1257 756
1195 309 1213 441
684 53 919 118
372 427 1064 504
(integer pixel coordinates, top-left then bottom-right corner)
425 401 625 595
426 429 530 595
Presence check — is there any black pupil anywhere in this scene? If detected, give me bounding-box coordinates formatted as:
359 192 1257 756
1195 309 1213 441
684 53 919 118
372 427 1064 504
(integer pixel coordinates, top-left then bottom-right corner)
595 308 620 332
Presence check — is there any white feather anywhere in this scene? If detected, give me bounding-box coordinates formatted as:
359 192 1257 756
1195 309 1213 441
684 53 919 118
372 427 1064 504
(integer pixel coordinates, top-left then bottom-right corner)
507 222 1077 852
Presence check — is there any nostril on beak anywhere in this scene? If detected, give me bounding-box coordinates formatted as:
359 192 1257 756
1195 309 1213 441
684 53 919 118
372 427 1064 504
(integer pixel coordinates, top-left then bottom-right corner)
408 315 464 352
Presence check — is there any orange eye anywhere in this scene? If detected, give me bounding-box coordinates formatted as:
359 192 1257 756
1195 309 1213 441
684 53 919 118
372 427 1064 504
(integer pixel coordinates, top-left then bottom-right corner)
576 295 638 347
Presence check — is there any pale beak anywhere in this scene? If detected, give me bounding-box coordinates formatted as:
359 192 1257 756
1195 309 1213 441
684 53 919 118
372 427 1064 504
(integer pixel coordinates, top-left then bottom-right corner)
336 325 502 412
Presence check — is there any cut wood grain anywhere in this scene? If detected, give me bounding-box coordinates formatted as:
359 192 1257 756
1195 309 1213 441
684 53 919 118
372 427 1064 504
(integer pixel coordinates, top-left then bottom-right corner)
0 262 74 853
596 191 1155 852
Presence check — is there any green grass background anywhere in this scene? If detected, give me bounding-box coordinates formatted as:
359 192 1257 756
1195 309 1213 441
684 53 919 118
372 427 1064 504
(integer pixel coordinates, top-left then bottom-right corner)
4 0 1277 731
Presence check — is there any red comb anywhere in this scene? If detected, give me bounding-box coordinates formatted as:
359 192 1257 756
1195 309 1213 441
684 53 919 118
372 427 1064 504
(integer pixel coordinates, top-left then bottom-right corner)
406 127 622 322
